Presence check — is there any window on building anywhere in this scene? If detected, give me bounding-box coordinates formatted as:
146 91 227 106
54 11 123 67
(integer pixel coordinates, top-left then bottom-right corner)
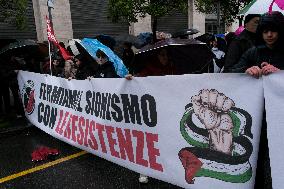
205 19 225 34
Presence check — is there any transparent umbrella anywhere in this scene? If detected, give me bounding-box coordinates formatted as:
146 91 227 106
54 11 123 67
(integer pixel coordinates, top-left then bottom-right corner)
239 0 284 15
114 34 145 49
0 39 47 59
0 40 38 56
134 38 214 75
172 28 200 38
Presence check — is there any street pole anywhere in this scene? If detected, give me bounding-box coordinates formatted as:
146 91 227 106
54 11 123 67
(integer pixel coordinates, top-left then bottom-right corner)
216 0 221 34
188 0 194 39
47 0 54 75
238 15 244 27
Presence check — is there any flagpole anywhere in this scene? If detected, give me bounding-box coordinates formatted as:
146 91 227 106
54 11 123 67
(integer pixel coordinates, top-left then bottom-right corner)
48 40 53 76
47 0 54 76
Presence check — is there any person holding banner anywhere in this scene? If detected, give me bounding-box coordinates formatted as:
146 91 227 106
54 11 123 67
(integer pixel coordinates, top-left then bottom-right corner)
230 11 284 78
70 54 91 80
64 59 77 79
125 48 176 184
229 11 284 189
126 48 176 79
88 49 118 79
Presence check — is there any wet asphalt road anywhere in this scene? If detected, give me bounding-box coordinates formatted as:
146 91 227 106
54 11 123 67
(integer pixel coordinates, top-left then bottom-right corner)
0 127 182 189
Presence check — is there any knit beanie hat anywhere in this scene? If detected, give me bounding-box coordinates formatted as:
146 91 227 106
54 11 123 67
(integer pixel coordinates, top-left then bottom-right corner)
244 14 261 24
257 11 284 33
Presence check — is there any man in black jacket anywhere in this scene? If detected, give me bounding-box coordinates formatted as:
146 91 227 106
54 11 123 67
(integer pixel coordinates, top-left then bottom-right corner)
223 14 260 72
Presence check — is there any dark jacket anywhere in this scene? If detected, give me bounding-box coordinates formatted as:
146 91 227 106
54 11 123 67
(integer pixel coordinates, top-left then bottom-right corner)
92 61 118 78
229 45 284 73
122 48 134 72
223 29 257 72
75 63 92 80
136 61 176 77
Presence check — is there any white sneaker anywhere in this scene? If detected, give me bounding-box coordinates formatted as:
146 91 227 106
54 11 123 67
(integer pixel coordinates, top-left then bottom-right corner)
139 174 148 183
16 114 23 118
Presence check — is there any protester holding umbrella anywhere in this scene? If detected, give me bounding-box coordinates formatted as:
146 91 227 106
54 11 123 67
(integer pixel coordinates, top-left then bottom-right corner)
126 48 176 184
125 47 176 184
88 49 118 78
122 42 135 73
79 38 129 78
135 48 176 77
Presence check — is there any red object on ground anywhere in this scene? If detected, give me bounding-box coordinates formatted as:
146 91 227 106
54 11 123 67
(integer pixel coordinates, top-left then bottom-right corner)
31 146 59 162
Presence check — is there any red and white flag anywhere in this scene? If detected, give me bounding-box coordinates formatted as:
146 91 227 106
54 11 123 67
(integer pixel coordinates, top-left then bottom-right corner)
46 15 59 45
46 15 72 60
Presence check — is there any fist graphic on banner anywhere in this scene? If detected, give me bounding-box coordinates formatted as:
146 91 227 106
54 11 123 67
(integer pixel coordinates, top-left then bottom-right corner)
191 89 235 155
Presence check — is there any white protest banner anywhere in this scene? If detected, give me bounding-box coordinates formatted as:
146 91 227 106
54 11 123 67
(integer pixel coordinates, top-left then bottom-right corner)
18 71 264 189
263 71 284 189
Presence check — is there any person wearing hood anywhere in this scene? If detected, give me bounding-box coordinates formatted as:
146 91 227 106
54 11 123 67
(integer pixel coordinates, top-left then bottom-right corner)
223 14 261 72
230 11 284 77
229 11 284 189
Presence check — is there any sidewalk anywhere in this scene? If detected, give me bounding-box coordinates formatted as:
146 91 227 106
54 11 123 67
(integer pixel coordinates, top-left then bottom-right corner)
0 115 32 135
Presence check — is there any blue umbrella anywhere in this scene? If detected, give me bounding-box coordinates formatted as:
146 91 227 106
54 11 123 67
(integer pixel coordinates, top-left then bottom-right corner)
80 38 129 78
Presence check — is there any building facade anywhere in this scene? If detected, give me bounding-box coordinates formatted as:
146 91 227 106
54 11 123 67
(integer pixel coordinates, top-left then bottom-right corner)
0 0 229 42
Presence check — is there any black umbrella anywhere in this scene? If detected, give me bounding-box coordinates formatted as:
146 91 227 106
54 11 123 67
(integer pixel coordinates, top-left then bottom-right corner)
114 34 145 49
0 39 17 49
0 39 42 59
195 33 227 52
195 33 215 44
172 29 200 38
94 35 116 50
133 38 214 74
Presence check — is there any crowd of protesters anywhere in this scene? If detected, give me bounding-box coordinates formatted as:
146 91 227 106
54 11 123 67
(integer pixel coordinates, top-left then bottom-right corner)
0 40 123 119
125 11 284 186
0 10 283 187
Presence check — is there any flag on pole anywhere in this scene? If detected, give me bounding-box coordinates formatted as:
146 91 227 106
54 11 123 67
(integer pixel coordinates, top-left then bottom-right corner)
45 15 72 60
46 15 59 45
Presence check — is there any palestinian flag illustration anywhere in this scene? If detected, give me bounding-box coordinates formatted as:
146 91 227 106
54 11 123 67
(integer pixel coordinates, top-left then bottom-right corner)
179 89 253 184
